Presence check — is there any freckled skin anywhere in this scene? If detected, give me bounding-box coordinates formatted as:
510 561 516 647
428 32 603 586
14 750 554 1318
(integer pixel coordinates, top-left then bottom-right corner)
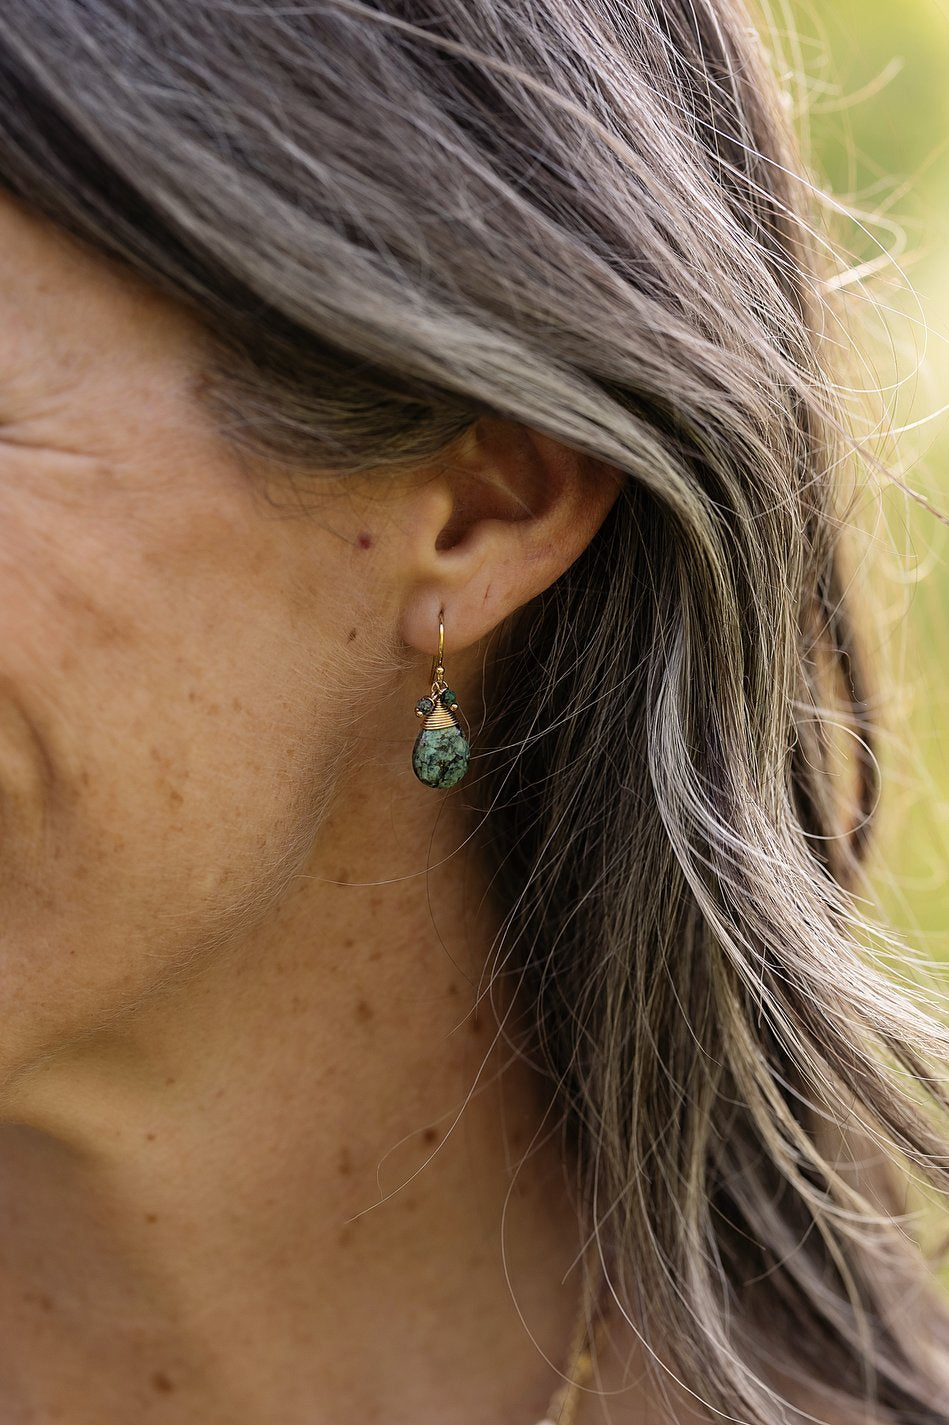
0 193 465 1077
0 236 356 1062
0 193 630 1425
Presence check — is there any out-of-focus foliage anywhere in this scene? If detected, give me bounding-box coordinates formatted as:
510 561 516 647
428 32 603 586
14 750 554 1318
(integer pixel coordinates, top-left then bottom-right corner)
781 0 949 945
780 0 949 1264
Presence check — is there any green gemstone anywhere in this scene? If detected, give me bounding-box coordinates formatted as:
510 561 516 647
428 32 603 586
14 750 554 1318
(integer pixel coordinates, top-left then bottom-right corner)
439 688 458 709
412 724 470 788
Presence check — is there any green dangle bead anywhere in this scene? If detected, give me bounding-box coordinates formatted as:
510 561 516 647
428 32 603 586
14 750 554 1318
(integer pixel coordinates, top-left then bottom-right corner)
412 697 470 788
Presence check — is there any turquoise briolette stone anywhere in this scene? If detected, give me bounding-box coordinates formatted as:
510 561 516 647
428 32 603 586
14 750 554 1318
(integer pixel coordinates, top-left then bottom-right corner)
412 723 470 788
439 688 458 709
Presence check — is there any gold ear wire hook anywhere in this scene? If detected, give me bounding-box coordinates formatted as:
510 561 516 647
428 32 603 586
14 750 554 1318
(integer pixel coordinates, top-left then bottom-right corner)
431 608 445 687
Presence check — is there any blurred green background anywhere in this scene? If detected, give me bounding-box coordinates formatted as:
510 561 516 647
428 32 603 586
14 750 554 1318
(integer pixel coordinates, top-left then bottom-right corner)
783 0 949 941
777 0 949 1261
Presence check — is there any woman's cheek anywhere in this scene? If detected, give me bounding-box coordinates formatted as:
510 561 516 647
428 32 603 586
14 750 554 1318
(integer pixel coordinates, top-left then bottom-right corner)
0 501 333 1072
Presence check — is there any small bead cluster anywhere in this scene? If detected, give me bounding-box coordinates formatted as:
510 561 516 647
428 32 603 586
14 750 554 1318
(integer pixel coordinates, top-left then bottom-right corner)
415 688 459 717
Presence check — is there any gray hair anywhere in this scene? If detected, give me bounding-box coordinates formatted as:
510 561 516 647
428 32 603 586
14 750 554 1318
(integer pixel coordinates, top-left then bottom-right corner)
0 1 947 1419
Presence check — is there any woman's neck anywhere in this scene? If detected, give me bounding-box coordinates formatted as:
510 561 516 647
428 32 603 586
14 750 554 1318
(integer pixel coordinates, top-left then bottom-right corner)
0 794 641 1424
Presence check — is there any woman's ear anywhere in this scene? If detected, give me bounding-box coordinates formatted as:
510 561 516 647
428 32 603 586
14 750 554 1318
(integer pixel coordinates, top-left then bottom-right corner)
397 415 623 656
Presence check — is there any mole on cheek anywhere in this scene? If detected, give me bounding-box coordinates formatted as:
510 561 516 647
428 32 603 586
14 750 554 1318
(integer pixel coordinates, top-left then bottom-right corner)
356 532 373 549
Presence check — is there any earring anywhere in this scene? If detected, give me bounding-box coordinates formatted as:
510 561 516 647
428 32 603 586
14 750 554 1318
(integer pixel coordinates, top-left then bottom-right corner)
412 609 470 788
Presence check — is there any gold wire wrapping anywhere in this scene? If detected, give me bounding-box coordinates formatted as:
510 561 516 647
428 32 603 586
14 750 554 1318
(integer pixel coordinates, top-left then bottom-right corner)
419 702 457 730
